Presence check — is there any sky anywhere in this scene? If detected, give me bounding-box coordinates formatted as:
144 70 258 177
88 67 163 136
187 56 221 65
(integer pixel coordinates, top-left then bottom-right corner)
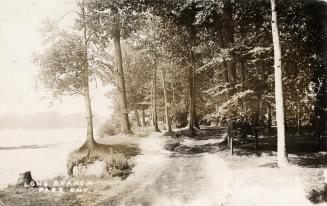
0 0 112 116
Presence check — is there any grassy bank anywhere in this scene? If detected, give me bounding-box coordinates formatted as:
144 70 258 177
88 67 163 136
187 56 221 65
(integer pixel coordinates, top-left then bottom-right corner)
0 129 155 206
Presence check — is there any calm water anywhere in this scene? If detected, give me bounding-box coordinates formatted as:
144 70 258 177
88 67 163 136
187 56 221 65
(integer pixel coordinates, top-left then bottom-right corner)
0 128 87 188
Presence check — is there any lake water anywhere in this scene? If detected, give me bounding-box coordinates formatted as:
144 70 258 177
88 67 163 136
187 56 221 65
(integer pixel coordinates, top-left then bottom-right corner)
0 128 87 189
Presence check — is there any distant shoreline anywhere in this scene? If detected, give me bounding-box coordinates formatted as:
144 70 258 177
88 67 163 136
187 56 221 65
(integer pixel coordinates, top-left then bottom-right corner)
0 142 80 151
0 127 87 130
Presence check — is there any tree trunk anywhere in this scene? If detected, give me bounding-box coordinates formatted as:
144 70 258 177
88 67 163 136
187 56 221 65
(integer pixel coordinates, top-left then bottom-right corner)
151 78 155 127
254 98 261 150
266 104 272 135
297 101 302 135
188 63 196 133
125 53 140 128
134 109 141 127
218 26 229 86
240 61 247 114
187 12 199 133
161 69 172 132
221 0 235 87
271 0 288 167
228 61 237 85
194 110 200 130
113 33 132 134
188 40 199 132
82 2 96 147
217 2 235 146
83 92 96 147
17 171 34 186
172 69 176 105
188 63 196 131
152 54 159 132
217 21 231 144
267 105 272 128
222 62 229 85
141 108 146 127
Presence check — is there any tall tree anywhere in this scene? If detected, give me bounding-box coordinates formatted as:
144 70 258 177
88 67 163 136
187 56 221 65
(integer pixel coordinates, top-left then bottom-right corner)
81 1 96 147
161 68 172 132
87 0 138 134
113 22 132 134
35 21 96 148
152 54 160 132
271 0 288 167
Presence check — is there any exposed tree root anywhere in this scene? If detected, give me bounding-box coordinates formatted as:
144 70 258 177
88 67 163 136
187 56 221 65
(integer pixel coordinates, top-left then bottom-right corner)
67 142 140 179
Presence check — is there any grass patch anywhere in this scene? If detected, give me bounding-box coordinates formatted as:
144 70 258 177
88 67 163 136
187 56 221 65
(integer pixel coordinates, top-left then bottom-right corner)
0 186 83 206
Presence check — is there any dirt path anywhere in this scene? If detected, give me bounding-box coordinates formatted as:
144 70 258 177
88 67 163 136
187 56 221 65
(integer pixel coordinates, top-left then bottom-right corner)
94 129 233 206
95 128 315 206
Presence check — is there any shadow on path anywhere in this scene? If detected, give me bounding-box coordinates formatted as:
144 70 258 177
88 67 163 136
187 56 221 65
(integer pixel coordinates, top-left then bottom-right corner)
164 127 228 155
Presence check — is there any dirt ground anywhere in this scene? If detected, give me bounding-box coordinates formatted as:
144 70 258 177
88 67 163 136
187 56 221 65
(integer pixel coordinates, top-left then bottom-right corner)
94 128 326 206
1 127 327 206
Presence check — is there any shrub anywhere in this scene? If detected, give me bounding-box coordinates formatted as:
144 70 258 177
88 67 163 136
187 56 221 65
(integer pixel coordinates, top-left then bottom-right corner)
97 119 121 138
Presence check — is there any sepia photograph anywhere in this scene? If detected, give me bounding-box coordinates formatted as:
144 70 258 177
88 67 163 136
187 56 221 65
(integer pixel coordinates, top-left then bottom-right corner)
0 0 327 205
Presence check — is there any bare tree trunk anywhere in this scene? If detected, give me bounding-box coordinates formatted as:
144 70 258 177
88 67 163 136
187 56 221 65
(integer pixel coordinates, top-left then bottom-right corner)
83 92 96 147
82 2 95 147
152 54 159 132
188 45 199 132
151 79 155 126
188 63 196 133
141 108 146 127
267 104 272 135
267 105 272 128
254 98 261 150
240 61 247 114
172 69 176 105
219 0 235 88
217 25 232 145
222 62 229 84
188 16 199 134
271 0 288 167
125 53 141 128
113 33 132 134
134 109 141 127
17 171 34 186
161 69 172 132
228 61 237 85
297 100 302 135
